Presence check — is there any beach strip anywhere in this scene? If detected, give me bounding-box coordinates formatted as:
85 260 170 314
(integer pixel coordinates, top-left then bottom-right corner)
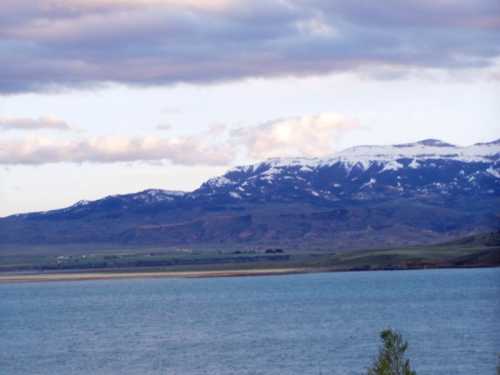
0 268 312 284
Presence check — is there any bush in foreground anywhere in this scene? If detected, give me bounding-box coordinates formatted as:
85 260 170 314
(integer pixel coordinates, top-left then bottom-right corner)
367 329 416 375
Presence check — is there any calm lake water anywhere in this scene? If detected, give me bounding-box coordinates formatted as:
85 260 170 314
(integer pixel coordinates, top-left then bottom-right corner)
1 268 499 375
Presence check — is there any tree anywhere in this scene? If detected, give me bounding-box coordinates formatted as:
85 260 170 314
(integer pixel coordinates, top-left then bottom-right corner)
367 329 416 375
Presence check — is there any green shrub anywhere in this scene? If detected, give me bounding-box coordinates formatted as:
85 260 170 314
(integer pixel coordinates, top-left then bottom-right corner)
367 329 416 375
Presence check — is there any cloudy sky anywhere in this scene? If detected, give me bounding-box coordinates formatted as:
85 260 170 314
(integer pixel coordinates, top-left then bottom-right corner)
1 0 499 216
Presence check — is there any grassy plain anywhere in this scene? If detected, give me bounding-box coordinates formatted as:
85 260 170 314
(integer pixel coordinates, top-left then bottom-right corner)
1 233 498 283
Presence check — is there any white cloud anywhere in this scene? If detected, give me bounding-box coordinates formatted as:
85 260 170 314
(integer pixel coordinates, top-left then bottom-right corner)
0 116 71 131
0 113 360 165
231 113 359 159
0 135 234 166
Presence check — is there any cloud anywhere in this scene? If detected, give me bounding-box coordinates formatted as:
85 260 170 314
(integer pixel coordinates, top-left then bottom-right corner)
0 112 359 165
1 0 499 93
0 134 234 166
0 116 72 131
232 113 359 159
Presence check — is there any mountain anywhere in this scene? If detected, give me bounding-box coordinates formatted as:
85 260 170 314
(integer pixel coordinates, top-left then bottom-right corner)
195 138 499 203
1 139 499 252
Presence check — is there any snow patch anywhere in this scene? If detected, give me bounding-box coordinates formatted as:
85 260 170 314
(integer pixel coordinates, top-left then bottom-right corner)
360 178 376 190
408 159 420 169
380 160 403 172
72 200 90 207
207 176 233 188
486 167 500 179
229 191 241 199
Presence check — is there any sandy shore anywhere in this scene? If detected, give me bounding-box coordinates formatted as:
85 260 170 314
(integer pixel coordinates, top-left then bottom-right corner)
0 268 313 284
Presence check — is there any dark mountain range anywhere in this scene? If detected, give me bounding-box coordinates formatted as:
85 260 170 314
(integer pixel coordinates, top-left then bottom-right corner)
1 139 499 252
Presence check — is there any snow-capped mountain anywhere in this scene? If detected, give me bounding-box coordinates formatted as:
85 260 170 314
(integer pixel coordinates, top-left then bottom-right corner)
69 189 186 209
196 139 499 202
1 139 499 250
11 189 186 219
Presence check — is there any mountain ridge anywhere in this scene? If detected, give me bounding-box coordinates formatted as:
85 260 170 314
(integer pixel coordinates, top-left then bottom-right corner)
1 138 498 252
6 138 500 218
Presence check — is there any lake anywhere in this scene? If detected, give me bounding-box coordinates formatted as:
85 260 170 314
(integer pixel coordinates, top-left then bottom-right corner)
1 268 499 374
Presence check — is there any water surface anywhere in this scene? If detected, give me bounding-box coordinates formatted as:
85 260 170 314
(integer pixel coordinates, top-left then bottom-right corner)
1 268 499 374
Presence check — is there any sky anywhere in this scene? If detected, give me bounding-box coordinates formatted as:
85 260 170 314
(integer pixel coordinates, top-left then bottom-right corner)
1 0 499 216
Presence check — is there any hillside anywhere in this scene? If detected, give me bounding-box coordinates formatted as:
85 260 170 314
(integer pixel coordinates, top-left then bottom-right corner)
1 139 498 253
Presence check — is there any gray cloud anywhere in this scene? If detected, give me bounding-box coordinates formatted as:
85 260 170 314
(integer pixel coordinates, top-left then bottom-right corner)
1 0 499 94
0 116 71 131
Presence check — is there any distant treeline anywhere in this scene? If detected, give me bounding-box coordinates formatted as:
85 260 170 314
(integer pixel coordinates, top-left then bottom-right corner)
31 254 291 271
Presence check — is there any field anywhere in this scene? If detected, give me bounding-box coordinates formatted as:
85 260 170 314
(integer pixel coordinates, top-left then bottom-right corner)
1 232 499 282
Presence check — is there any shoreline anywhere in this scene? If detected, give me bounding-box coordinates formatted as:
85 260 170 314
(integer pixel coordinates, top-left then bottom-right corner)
0 267 313 284
0 264 498 284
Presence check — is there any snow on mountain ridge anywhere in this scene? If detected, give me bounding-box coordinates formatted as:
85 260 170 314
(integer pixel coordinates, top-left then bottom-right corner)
202 139 500 189
238 139 500 170
10 189 188 218
7 139 500 218
332 139 499 164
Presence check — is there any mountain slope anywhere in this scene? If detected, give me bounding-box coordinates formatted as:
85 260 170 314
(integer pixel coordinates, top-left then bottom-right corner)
195 138 499 203
1 139 499 252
